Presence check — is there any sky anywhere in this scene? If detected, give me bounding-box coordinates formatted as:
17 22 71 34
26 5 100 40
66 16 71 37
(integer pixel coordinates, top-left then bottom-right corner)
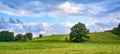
0 0 120 37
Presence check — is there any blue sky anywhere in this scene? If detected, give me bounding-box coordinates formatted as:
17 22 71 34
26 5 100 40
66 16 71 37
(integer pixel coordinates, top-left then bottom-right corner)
0 0 120 37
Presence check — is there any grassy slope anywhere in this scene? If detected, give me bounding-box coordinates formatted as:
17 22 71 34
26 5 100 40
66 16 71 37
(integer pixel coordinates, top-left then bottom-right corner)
32 34 68 42
88 32 120 43
32 32 120 43
0 32 120 54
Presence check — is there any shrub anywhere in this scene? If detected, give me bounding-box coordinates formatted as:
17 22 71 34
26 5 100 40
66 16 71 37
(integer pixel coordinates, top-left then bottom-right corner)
65 37 68 41
39 34 43 38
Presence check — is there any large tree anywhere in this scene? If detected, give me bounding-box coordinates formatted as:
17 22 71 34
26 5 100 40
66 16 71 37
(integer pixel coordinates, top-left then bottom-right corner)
70 22 89 42
0 31 14 42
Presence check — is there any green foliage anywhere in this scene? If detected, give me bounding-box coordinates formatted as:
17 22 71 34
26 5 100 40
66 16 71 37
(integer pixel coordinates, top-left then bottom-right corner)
111 23 120 35
22 35 29 42
39 34 43 38
0 31 14 42
70 22 89 42
25 33 33 40
15 33 29 42
14 34 23 41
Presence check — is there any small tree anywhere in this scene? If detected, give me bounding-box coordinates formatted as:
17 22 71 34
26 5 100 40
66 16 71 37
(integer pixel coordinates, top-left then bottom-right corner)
39 34 43 38
15 34 29 42
70 22 89 42
25 33 33 40
0 31 14 42
14 34 23 41
22 35 29 42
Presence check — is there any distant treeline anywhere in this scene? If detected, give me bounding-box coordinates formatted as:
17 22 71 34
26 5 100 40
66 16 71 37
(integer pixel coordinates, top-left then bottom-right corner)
0 31 43 42
105 23 120 36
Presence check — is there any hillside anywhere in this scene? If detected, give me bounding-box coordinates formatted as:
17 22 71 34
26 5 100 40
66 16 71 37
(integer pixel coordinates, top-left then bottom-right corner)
32 34 68 42
32 32 120 43
88 32 120 43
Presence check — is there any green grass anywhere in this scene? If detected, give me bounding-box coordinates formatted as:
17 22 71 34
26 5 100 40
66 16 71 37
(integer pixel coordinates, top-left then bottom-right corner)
88 32 120 43
32 34 68 41
0 32 120 54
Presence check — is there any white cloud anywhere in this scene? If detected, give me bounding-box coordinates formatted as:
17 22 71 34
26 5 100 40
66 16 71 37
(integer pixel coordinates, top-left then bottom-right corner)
0 0 119 19
48 2 86 18
110 18 120 23
0 1 110 18
0 18 74 36
99 28 112 31
0 0 120 33
39 31 46 34
48 1 108 18
0 1 44 17
85 3 107 17
58 2 85 14
60 21 75 27
106 12 120 23
42 22 53 28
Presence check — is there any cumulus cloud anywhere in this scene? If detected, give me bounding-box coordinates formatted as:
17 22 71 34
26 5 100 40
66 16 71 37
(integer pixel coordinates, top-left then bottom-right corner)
0 18 44 37
0 18 74 37
0 0 119 18
0 0 120 33
42 22 53 28
58 2 84 14
41 22 74 35
0 1 44 17
86 22 117 32
60 21 75 27
0 0 107 18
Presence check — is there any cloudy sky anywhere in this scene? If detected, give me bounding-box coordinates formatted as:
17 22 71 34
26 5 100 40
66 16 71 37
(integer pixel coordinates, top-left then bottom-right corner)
0 0 120 37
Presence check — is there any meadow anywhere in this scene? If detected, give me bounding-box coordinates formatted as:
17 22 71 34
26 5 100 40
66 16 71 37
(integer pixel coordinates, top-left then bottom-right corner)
0 32 120 54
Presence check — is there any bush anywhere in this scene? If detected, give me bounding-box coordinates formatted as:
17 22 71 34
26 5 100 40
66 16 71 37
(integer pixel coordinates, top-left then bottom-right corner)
39 34 43 38
65 37 68 41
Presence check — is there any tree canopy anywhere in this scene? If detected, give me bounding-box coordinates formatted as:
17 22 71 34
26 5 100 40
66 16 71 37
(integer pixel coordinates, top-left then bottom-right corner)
15 33 33 42
0 31 14 42
25 33 33 40
14 34 23 41
70 22 89 42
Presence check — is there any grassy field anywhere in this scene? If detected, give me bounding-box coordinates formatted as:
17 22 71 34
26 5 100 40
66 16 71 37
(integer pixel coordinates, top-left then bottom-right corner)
0 32 120 54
